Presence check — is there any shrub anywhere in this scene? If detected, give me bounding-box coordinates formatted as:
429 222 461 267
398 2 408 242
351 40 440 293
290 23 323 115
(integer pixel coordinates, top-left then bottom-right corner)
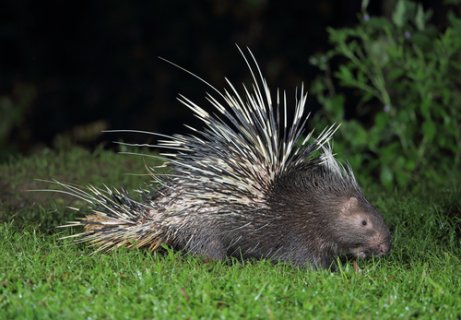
310 0 461 188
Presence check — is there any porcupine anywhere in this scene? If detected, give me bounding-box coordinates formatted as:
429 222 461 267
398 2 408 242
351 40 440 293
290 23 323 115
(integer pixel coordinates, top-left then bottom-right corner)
54 47 391 269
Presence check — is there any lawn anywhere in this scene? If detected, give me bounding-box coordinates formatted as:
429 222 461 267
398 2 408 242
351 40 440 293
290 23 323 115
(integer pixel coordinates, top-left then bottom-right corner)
1 147 460 319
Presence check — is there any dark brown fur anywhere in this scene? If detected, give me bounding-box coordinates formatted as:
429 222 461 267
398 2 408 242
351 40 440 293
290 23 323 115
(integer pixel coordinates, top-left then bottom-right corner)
142 162 391 268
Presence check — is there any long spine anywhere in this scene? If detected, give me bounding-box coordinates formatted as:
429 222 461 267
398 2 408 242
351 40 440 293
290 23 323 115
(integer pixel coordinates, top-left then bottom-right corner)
49 47 354 252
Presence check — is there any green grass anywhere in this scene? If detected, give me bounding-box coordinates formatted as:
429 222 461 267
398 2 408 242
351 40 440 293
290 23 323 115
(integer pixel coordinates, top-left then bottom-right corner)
1 147 461 319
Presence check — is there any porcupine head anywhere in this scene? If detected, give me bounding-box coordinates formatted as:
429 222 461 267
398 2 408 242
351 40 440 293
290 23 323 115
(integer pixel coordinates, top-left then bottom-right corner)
54 46 391 269
268 159 391 268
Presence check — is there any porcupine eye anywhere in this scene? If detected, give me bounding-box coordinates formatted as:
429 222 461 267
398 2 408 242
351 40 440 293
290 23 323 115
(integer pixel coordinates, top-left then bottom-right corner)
361 220 367 226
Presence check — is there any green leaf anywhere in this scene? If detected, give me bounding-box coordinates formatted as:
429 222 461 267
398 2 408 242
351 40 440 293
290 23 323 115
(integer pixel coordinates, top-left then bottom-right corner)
415 4 426 31
422 120 436 142
392 0 406 28
368 38 390 66
374 112 390 131
337 66 354 84
324 95 345 121
395 170 409 187
404 158 417 170
420 95 432 119
343 120 368 147
387 68 405 81
380 166 394 188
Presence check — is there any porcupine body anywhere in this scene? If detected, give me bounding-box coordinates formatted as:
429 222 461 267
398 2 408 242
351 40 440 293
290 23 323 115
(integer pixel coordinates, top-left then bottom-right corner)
57 47 391 269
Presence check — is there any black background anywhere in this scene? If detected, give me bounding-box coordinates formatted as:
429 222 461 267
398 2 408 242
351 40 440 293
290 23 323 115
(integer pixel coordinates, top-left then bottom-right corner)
0 0 447 154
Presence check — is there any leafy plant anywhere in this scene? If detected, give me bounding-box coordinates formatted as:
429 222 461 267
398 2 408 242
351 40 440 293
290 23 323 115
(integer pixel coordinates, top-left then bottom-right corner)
310 0 461 188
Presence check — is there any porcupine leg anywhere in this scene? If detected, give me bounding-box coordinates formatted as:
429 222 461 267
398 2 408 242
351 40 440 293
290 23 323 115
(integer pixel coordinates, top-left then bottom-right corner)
188 238 227 261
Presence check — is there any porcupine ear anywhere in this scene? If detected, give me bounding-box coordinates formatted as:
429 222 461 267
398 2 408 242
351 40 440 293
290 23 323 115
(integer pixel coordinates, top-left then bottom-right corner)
340 197 359 215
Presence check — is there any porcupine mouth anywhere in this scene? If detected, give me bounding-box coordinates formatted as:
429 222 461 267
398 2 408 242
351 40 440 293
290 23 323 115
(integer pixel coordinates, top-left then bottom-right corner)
348 240 391 259
348 248 378 259
350 248 388 259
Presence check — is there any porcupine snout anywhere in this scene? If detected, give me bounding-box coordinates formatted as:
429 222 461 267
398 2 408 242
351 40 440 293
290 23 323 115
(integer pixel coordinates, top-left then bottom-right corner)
374 237 391 256
368 228 391 257
349 234 390 259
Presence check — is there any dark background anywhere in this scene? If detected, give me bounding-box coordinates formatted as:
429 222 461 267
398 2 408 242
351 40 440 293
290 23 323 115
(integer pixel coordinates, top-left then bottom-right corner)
0 0 447 155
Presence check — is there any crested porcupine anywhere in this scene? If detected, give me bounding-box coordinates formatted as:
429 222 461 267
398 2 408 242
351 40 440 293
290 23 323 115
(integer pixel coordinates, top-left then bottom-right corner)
53 47 391 269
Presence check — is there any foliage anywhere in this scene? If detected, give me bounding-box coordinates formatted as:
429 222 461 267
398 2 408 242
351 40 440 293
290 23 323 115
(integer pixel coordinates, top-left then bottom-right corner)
310 0 461 188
